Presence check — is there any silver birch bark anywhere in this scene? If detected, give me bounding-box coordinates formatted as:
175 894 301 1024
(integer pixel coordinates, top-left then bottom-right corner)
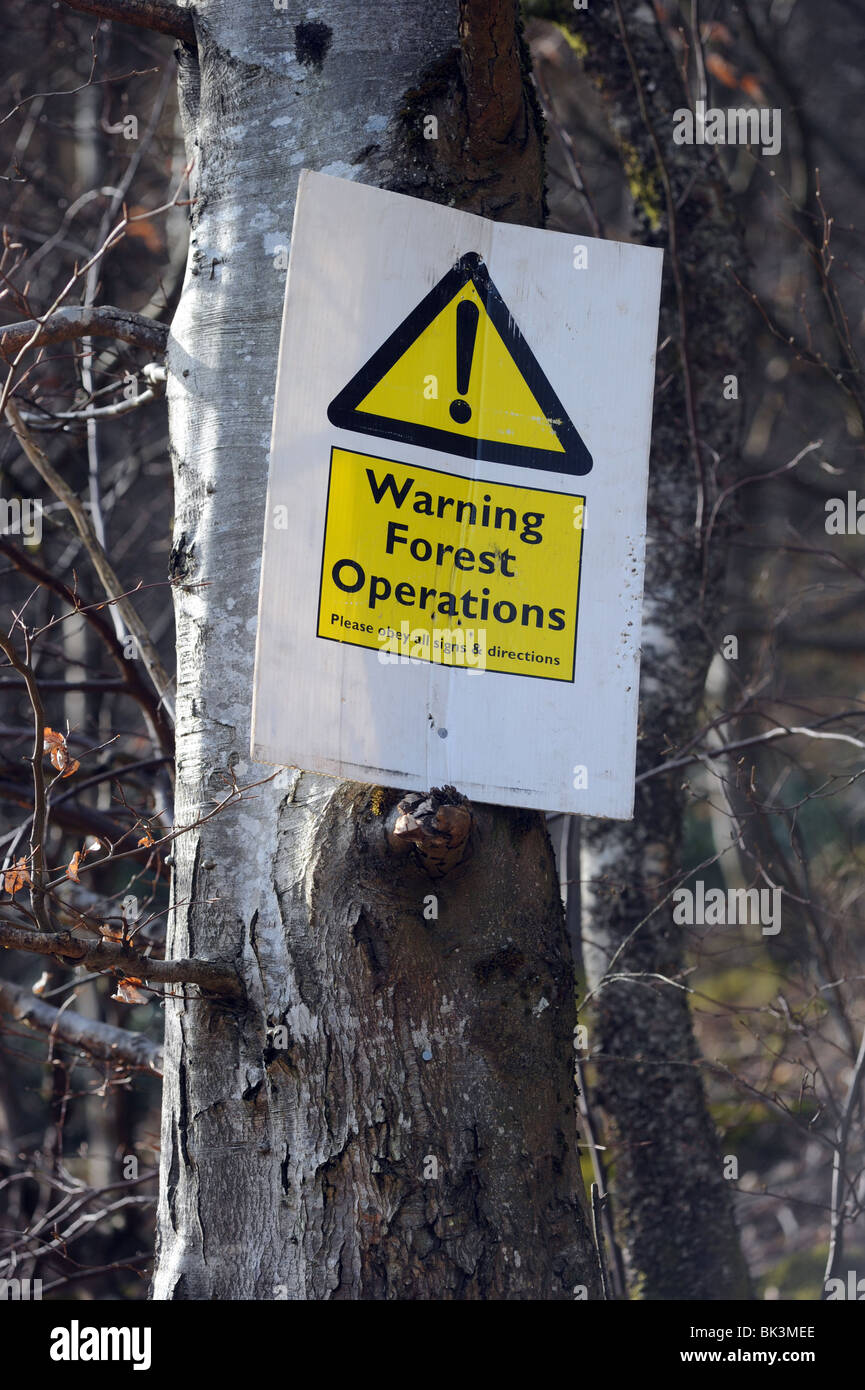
153 0 599 1300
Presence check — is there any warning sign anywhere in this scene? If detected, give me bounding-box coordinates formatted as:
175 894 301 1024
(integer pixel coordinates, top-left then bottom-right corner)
252 171 664 819
318 447 584 681
328 253 593 477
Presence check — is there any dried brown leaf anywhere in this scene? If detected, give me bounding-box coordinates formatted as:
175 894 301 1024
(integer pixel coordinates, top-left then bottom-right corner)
705 52 739 89
111 977 149 1005
4 857 31 896
43 726 77 775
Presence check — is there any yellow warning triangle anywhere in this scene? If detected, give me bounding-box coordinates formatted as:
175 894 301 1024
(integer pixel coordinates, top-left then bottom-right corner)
328 253 592 476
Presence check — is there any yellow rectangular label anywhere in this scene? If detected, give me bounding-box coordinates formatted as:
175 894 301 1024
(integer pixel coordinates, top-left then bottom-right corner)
317 447 584 681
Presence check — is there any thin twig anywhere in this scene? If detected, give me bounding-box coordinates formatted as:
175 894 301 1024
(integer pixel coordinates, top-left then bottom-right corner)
0 537 173 755
590 1183 612 1300
3 400 175 723
575 1054 626 1297
637 722 865 784
17 384 163 427
0 631 51 931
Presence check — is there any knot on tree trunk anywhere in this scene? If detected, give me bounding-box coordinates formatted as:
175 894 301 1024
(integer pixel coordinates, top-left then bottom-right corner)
386 785 473 878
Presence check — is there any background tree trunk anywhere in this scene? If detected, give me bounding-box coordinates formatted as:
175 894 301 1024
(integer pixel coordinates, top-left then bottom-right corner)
564 1 753 1299
153 0 599 1300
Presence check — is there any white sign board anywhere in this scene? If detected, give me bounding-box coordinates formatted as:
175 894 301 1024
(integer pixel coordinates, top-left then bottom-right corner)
252 171 662 818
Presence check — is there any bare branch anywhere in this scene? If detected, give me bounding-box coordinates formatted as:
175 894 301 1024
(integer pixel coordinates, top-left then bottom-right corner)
0 538 173 756
4 400 176 724
0 920 242 1000
0 777 158 868
0 977 162 1071
637 722 865 784
532 62 603 239
0 631 51 932
0 306 168 360
590 1182 612 1301
24 387 161 424
59 0 195 46
18 381 164 429
824 1023 865 1290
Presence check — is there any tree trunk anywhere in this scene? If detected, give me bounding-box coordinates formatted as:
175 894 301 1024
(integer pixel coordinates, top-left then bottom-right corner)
153 0 598 1300
565 1 753 1299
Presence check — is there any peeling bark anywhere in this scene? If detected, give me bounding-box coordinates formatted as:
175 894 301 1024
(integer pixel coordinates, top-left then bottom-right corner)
375 1 545 225
153 0 597 1300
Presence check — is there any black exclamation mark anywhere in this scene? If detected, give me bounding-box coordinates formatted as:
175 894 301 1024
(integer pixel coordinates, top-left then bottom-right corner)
449 298 479 425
